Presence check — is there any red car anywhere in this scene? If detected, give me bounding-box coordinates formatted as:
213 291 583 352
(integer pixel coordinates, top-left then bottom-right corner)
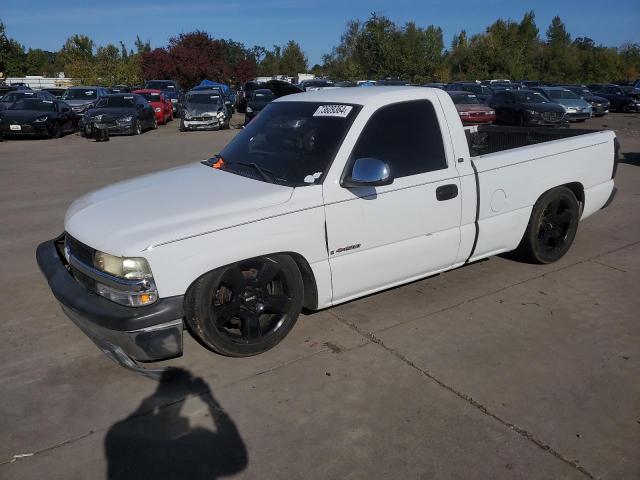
449 91 496 125
132 89 173 124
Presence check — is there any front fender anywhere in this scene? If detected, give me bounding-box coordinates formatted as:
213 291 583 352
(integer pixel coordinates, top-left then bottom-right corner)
144 186 333 309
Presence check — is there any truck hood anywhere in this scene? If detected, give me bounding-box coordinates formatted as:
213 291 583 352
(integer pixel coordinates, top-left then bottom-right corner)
65 163 294 255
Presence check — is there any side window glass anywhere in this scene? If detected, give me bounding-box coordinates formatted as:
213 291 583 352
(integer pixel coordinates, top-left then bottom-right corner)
350 100 447 178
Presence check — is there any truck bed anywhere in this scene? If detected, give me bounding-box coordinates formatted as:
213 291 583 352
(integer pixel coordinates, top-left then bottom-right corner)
465 125 603 157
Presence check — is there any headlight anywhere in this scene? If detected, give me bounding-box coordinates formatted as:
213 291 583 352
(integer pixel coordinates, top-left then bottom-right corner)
459 111 470 116
488 110 495 115
154 107 162 113
246 106 253 113
93 251 157 307
217 111 225 118
118 116 133 123
34 115 49 122
94 251 152 279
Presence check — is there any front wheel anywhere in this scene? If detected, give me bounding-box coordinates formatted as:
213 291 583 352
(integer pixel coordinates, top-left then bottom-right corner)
185 255 304 357
133 120 142 135
513 186 580 264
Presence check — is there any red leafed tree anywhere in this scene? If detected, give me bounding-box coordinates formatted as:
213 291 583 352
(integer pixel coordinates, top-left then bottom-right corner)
141 31 258 88
141 48 177 82
170 31 229 88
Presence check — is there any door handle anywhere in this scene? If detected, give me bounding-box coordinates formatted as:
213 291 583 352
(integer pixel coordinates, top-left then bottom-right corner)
436 184 458 201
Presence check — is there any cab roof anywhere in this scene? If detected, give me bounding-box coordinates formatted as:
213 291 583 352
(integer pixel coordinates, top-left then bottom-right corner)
273 86 436 106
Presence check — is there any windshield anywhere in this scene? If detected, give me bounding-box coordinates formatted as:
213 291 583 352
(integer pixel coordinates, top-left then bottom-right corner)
452 94 481 105
9 99 55 111
546 89 579 100
251 90 275 101
216 102 361 186
146 81 175 90
515 92 549 104
186 93 221 105
62 89 97 100
141 93 162 102
1 91 36 102
95 96 136 108
567 87 591 96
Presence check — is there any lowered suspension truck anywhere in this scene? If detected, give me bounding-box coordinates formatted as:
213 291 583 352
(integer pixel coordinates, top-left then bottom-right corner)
37 87 619 373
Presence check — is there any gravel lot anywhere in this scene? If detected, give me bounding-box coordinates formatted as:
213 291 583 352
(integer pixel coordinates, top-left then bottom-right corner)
1 112 639 479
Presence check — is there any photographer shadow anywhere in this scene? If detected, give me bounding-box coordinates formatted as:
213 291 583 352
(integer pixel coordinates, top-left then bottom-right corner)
105 368 248 480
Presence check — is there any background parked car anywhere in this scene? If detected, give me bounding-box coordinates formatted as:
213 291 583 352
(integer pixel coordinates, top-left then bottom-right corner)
421 82 447 89
488 89 566 126
79 93 157 136
244 89 275 125
237 81 265 113
61 86 110 119
531 86 592 122
192 80 236 114
448 91 496 125
180 90 230 131
0 98 75 139
133 89 173 124
299 79 336 91
144 80 183 116
108 85 132 94
445 82 493 103
41 88 66 99
0 89 56 110
587 84 640 112
558 85 609 117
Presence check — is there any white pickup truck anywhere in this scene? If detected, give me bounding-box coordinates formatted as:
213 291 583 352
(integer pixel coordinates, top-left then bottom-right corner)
37 87 618 372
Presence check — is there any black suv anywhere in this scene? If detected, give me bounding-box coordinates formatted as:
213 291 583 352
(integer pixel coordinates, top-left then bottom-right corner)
587 84 640 112
488 89 567 127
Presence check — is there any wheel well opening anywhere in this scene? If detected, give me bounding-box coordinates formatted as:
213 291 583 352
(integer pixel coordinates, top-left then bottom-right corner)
562 182 585 212
184 252 320 311
285 252 319 310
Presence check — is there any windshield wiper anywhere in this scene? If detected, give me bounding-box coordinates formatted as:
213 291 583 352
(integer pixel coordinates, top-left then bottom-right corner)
235 162 275 183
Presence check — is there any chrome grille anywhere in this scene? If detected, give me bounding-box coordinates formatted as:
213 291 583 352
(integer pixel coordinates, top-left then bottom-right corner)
541 112 564 122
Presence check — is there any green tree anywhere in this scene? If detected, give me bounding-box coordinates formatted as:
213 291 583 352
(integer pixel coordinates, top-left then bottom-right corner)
280 40 308 76
0 20 26 76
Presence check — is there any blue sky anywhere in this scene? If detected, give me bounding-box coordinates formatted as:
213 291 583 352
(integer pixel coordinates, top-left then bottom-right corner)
2 0 639 65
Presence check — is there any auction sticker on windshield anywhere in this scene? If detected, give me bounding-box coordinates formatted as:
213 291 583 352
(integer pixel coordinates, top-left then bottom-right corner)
313 105 353 117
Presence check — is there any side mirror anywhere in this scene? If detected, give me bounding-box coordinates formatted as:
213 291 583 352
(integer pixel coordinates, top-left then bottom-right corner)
342 158 393 188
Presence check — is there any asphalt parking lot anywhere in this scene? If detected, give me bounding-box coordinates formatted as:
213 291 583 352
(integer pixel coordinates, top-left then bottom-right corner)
1 112 639 479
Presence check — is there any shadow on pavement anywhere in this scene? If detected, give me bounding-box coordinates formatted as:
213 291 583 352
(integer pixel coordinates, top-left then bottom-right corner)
104 367 247 480
620 151 640 166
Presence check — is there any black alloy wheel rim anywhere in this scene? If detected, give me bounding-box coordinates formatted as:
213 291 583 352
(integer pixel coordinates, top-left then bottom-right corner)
537 198 574 254
210 260 293 344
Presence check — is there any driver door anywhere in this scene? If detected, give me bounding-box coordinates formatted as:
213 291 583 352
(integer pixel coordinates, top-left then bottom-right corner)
322 99 462 304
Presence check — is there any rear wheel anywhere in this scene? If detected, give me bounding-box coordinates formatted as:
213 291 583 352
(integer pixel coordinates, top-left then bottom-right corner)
185 255 304 357
513 186 580 264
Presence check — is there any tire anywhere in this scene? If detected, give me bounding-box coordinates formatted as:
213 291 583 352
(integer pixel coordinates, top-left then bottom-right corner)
512 186 580 264
152 117 158 129
179 119 186 132
49 123 60 139
133 120 142 135
185 254 304 357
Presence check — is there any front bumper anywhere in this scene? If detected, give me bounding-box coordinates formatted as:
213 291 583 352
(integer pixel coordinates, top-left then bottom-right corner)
36 236 184 372
566 111 591 121
0 123 49 136
182 118 221 130
82 121 134 136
